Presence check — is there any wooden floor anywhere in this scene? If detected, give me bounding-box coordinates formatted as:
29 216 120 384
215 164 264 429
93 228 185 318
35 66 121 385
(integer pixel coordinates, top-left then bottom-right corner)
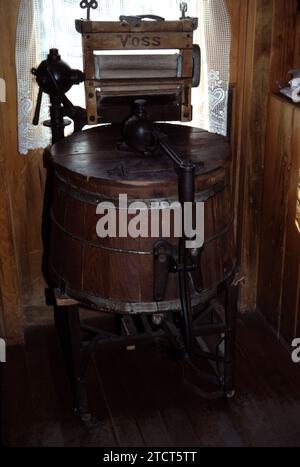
1 311 300 447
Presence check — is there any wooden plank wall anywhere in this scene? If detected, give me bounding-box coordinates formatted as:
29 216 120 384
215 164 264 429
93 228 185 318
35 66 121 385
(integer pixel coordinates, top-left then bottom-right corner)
257 2 300 344
294 8 300 66
239 0 276 312
0 0 46 343
237 0 300 341
226 0 298 315
0 0 24 343
0 0 299 343
258 95 300 343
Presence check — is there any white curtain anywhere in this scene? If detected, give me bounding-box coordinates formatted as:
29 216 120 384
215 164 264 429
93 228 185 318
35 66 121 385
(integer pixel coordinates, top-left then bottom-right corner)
16 0 231 155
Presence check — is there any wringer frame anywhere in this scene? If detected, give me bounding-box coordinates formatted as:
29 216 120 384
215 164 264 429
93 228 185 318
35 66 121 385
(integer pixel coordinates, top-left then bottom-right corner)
32 2 239 422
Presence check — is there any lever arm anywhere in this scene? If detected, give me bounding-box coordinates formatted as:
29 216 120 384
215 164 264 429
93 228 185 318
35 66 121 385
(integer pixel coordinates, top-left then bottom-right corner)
154 130 197 357
32 86 43 126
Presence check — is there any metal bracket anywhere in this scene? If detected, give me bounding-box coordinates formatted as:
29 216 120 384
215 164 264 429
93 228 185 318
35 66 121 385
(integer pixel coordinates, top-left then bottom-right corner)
232 271 246 287
153 240 177 302
119 15 165 28
153 240 199 302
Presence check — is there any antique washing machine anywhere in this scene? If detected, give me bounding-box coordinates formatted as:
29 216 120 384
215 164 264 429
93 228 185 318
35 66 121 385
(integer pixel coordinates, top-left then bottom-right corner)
32 2 238 421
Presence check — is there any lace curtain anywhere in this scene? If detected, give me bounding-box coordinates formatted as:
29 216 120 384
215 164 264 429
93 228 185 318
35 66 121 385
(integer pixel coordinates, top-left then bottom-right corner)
16 0 231 155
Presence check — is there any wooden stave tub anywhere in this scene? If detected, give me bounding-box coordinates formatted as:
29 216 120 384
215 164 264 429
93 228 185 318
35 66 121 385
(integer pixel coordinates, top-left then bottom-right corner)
49 124 236 314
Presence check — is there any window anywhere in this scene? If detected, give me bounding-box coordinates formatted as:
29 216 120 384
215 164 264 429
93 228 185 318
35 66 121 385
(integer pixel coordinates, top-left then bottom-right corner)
16 0 231 154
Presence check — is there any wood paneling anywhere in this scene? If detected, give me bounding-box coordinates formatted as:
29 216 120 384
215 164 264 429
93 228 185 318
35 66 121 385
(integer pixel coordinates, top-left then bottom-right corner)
254 2 300 343
258 95 294 331
294 11 300 67
270 0 297 91
0 0 46 343
226 0 274 311
226 0 250 249
258 95 300 342
0 0 23 343
281 107 300 340
226 0 298 314
226 0 242 86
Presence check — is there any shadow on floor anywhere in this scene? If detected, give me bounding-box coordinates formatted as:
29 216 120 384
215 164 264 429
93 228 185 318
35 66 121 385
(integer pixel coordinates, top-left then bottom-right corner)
1 312 300 447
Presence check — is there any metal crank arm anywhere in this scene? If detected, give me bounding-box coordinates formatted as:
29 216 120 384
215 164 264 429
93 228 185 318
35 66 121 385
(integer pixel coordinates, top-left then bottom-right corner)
152 132 200 358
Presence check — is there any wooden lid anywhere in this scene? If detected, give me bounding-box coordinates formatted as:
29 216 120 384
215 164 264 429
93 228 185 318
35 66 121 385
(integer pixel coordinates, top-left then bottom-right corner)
51 124 230 185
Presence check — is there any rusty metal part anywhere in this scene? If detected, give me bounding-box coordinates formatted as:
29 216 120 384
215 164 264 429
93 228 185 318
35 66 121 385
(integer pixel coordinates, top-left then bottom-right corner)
180 2 188 19
80 0 98 21
31 48 86 143
119 15 165 28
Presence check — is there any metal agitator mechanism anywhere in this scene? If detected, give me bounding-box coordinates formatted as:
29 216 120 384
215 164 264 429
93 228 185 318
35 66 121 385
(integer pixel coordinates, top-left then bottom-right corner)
31 48 87 143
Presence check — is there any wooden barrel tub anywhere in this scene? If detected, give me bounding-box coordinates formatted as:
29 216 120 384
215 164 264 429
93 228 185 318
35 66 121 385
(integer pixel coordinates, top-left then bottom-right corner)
49 124 235 314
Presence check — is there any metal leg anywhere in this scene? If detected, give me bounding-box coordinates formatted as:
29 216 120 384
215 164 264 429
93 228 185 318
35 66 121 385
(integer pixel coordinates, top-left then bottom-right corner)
178 265 193 358
54 304 90 420
52 276 239 415
223 279 238 398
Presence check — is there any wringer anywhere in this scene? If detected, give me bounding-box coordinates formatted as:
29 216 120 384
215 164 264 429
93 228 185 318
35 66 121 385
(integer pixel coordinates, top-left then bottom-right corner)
32 1 238 421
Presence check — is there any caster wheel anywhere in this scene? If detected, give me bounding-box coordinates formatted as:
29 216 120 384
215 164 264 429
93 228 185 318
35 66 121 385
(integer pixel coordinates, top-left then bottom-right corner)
79 412 93 424
78 412 101 430
75 408 93 424
225 390 236 400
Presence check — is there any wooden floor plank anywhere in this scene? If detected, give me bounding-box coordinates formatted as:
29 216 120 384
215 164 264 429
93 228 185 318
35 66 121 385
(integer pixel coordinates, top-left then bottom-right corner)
94 348 146 447
223 314 300 447
24 327 65 447
185 400 244 447
238 314 300 399
1 346 37 446
130 346 202 447
46 325 117 447
113 346 172 447
159 407 202 447
2 312 300 447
